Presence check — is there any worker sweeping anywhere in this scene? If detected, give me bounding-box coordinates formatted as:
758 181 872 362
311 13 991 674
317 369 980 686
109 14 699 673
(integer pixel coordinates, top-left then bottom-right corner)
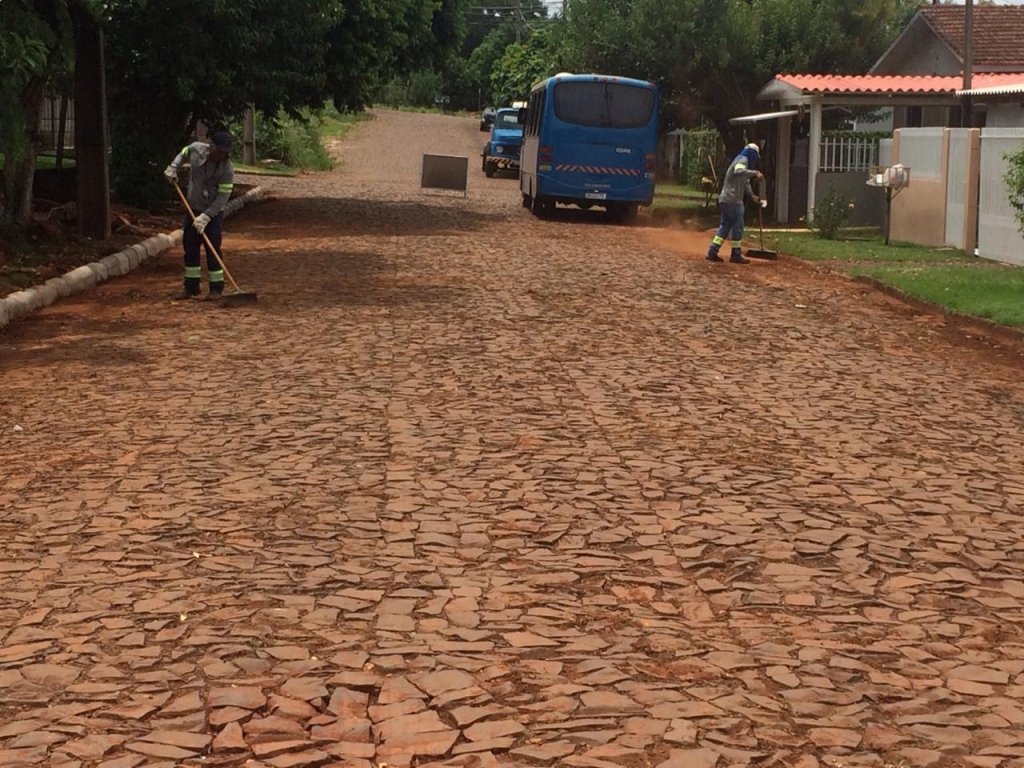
164 131 235 300
706 142 764 265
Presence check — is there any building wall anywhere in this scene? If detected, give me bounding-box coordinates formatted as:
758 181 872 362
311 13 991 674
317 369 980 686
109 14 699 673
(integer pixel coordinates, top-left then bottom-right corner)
871 19 961 76
986 103 1024 128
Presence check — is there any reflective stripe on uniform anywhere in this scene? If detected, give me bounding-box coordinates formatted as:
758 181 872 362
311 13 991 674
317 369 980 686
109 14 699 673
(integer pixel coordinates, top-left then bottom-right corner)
218 183 234 193
208 270 225 282
184 266 202 278
712 236 725 246
180 146 190 157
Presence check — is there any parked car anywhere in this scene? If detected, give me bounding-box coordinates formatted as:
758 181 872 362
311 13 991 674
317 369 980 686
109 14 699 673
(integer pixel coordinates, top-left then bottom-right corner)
479 107 497 132
481 108 524 178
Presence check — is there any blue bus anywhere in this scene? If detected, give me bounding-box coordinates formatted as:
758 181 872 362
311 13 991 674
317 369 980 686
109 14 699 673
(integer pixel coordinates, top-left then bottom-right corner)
520 73 659 222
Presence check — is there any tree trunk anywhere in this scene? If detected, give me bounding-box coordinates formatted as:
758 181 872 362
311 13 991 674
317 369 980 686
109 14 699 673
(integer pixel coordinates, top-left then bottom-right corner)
72 4 111 240
0 77 45 231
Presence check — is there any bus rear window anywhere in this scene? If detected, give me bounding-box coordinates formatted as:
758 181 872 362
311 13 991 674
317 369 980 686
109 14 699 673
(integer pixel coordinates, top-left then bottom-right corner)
553 82 655 129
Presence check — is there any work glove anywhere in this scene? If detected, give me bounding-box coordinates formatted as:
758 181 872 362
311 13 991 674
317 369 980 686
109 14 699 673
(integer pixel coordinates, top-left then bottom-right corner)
163 165 177 185
193 212 211 235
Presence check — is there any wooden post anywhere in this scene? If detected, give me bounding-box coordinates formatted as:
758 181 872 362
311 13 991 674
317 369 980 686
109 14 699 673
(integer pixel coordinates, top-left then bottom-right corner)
243 105 256 165
72 6 110 239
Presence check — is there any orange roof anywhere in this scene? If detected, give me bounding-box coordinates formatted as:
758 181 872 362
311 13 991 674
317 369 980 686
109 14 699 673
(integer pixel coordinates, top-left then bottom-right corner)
774 73 1024 96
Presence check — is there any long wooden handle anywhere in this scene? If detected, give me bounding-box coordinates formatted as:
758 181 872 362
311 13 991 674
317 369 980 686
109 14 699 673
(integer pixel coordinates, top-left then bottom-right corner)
172 181 242 292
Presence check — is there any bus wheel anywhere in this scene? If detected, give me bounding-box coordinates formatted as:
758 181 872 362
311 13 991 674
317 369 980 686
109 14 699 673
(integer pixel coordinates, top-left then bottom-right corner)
484 161 497 178
531 195 552 218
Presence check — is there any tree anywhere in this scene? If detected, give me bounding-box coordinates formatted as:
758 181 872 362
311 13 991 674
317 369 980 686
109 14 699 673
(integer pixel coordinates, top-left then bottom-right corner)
490 23 564 105
105 0 341 205
0 0 75 231
559 0 920 147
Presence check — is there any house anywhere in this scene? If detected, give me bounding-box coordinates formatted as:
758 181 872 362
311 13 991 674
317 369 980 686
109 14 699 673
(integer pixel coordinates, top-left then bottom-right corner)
871 4 1024 128
749 4 1024 225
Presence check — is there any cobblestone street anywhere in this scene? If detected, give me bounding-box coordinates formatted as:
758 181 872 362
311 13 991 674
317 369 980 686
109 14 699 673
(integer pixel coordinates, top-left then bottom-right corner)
2 110 1024 768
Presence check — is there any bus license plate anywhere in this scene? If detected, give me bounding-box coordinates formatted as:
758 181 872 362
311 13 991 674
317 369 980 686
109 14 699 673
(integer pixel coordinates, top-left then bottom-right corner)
585 192 607 200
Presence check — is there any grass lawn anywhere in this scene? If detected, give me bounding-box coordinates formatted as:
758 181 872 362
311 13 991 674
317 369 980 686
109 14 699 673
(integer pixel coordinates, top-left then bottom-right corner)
651 182 714 214
853 263 1024 328
321 110 373 138
0 153 75 170
767 230 972 263
768 228 1024 329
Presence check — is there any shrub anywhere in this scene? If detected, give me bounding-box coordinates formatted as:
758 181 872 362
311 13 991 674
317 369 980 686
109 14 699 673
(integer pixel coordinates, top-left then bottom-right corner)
810 184 855 240
236 110 332 171
1006 145 1024 237
679 129 724 188
407 70 445 109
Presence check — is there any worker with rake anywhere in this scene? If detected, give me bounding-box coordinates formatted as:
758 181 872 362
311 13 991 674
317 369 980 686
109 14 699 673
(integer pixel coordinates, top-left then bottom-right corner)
164 131 235 300
707 142 763 265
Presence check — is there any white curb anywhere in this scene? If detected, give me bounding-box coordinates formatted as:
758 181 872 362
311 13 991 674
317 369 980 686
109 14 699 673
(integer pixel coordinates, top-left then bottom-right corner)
0 186 267 331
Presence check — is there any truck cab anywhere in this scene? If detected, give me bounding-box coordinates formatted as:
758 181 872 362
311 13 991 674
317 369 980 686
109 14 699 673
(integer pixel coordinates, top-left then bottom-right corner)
482 108 524 178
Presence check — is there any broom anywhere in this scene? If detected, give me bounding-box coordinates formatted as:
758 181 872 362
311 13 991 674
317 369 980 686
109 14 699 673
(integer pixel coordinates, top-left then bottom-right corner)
172 181 258 306
746 180 777 261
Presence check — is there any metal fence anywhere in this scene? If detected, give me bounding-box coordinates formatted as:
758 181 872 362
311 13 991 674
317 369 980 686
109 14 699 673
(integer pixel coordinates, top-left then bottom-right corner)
818 136 879 172
39 95 75 151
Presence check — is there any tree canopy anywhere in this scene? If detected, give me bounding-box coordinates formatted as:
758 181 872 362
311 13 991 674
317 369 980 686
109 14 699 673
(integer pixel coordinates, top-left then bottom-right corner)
0 0 468 225
1 0 928 230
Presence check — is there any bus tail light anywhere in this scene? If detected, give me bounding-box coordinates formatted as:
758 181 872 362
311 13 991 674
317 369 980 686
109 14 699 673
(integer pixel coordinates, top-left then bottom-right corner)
540 145 554 162
644 153 656 171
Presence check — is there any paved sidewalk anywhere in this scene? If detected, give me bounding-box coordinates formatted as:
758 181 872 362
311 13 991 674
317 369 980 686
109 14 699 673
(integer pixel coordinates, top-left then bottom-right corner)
2 111 1024 768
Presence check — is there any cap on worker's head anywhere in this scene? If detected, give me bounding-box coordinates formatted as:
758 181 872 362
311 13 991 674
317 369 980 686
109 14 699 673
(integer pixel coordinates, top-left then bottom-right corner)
745 142 760 154
211 131 233 152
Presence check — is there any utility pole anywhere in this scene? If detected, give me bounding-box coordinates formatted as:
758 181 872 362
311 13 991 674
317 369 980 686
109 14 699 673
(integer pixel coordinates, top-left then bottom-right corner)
962 0 974 127
515 0 522 43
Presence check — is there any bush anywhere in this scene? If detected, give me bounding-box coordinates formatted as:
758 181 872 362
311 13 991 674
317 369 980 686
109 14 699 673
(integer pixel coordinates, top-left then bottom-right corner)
407 70 445 109
810 184 855 240
247 110 332 171
1006 145 1024 237
679 129 724 188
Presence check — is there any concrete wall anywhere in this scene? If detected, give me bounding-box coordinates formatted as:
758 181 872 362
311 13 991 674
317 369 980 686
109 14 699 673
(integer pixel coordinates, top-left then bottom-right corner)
816 172 886 228
978 128 1024 265
890 128 950 247
890 126 1024 262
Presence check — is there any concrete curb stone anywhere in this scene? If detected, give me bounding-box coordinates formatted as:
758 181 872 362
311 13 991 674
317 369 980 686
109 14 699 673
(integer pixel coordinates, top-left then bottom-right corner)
0 186 266 331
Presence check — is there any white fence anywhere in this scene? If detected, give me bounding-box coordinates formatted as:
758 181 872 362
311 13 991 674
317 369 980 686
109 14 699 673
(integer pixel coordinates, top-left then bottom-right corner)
978 128 1024 265
818 136 879 172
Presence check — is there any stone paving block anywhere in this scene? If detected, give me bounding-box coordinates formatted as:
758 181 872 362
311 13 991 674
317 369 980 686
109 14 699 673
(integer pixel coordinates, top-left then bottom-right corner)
3 109 1024 768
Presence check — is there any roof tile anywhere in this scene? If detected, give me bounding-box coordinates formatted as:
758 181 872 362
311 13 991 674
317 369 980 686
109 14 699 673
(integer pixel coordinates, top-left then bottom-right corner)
776 73 1024 96
919 5 1024 70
